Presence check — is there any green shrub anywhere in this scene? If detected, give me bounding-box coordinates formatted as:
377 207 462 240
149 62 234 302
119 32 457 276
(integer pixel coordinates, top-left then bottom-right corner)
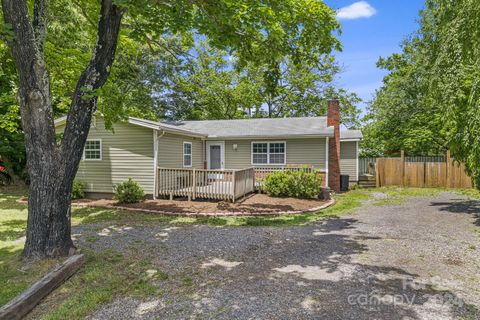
72 180 85 199
114 178 145 203
263 171 291 197
264 170 322 198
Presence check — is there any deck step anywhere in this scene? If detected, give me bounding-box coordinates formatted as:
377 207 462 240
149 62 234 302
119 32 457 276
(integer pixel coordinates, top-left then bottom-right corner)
358 178 376 188
359 174 375 181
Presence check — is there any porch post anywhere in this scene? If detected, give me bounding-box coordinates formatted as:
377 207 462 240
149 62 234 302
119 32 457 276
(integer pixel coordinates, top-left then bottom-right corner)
232 170 236 203
153 130 158 199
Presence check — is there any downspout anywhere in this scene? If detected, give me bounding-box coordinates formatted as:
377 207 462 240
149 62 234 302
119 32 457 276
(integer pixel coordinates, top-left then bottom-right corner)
325 137 329 188
356 140 359 182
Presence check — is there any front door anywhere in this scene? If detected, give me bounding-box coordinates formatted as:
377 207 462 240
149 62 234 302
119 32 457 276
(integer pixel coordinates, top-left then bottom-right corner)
206 141 225 170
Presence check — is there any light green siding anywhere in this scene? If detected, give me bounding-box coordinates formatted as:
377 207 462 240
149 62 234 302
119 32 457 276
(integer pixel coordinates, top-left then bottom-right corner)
222 138 327 170
340 141 358 182
57 118 155 194
158 133 204 169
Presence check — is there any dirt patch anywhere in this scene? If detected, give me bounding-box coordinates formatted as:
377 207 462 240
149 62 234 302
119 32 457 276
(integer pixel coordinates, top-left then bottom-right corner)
72 194 331 216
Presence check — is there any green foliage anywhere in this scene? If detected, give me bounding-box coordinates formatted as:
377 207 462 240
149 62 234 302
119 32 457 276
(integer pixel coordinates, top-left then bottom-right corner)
362 43 450 156
157 41 361 126
113 178 145 203
71 180 85 200
364 0 480 188
264 171 322 198
263 171 291 197
0 42 26 178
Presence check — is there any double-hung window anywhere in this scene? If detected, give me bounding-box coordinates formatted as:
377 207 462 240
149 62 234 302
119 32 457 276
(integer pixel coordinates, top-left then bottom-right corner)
84 139 102 160
183 142 192 167
252 142 286 165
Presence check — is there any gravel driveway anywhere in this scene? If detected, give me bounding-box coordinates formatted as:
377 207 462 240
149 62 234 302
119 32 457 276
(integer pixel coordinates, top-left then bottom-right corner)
76 192 480 319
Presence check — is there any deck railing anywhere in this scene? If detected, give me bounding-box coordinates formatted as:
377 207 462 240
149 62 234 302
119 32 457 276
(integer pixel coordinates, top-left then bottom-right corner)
157 167 255 202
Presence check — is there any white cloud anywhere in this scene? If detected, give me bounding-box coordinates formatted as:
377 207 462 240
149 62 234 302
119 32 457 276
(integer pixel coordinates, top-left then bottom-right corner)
336 1 377 20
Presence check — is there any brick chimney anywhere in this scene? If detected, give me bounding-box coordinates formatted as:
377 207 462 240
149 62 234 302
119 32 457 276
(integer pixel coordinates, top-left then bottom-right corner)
327 99 341 192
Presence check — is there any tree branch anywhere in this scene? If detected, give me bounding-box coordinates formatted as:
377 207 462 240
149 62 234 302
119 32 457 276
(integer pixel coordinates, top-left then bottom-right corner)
33 0 48 54
61 0 124 174
71 0 98 29
1 0 56 167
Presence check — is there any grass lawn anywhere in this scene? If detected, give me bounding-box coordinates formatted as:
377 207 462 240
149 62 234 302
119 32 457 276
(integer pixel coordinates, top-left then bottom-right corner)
1 185 475 318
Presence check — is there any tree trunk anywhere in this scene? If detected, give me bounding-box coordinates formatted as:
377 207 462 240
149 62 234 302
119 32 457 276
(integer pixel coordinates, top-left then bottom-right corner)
23 172 75 259
2 0 123 261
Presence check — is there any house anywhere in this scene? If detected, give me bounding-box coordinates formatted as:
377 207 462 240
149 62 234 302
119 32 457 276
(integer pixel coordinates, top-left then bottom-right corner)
54 100 362 199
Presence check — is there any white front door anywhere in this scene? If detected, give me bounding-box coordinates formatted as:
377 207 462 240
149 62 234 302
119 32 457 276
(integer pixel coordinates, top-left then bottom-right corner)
206 141 225 170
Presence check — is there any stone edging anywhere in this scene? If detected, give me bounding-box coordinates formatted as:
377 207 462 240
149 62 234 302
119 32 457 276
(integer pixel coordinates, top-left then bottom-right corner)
70 198 337 217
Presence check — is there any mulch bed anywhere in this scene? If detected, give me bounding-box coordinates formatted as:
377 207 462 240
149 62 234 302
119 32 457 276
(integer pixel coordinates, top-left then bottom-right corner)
71 193 334 217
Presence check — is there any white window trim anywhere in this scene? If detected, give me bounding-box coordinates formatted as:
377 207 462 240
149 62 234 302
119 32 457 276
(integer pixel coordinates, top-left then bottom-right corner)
183 141 193 167
251 141 286 165
83 139 102 161
206 141 225 170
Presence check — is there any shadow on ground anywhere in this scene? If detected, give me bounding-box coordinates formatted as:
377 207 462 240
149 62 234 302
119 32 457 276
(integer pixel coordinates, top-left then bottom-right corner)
80 214 479 320
431 198 480 226
0 219 26 242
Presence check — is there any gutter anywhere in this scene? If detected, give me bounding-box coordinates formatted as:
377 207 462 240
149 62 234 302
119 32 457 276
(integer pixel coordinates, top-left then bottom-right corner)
204 133 335 140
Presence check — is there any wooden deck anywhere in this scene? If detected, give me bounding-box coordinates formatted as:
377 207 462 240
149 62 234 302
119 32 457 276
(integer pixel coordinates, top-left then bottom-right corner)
156 166 327 202
157 167 255 202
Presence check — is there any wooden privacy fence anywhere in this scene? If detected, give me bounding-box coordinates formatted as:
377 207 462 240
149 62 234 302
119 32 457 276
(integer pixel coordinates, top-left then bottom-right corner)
376 151 472 188
157 167 255 202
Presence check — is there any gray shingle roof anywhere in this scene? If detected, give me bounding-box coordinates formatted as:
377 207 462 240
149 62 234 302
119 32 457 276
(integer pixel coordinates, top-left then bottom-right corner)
56 115 362 140
160 117 334 138
340 130 363 140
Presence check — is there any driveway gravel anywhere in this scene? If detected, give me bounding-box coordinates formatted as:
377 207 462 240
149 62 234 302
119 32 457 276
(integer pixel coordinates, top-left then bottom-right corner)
75 192 480 319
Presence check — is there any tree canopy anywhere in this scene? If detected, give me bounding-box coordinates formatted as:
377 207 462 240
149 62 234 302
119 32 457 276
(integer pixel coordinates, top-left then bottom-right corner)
1 0 361 182
155 41 361 127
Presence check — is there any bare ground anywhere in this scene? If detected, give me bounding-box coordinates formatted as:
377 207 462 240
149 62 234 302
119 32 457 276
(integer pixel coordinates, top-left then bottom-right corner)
72 192 480 319
73 193 330 215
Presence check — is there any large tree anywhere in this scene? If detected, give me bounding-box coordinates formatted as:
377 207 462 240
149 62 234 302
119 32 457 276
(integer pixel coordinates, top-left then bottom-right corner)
1 0 340 260
363 0 480 187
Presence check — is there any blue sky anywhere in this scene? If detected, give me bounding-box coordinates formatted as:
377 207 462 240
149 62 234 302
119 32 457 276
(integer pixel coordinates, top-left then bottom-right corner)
324 1 425 114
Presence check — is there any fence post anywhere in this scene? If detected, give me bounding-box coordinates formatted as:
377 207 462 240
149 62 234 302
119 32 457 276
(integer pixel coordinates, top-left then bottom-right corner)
446 150 451 188
423 161 427 188
375 158 380 187
400 150 405 187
